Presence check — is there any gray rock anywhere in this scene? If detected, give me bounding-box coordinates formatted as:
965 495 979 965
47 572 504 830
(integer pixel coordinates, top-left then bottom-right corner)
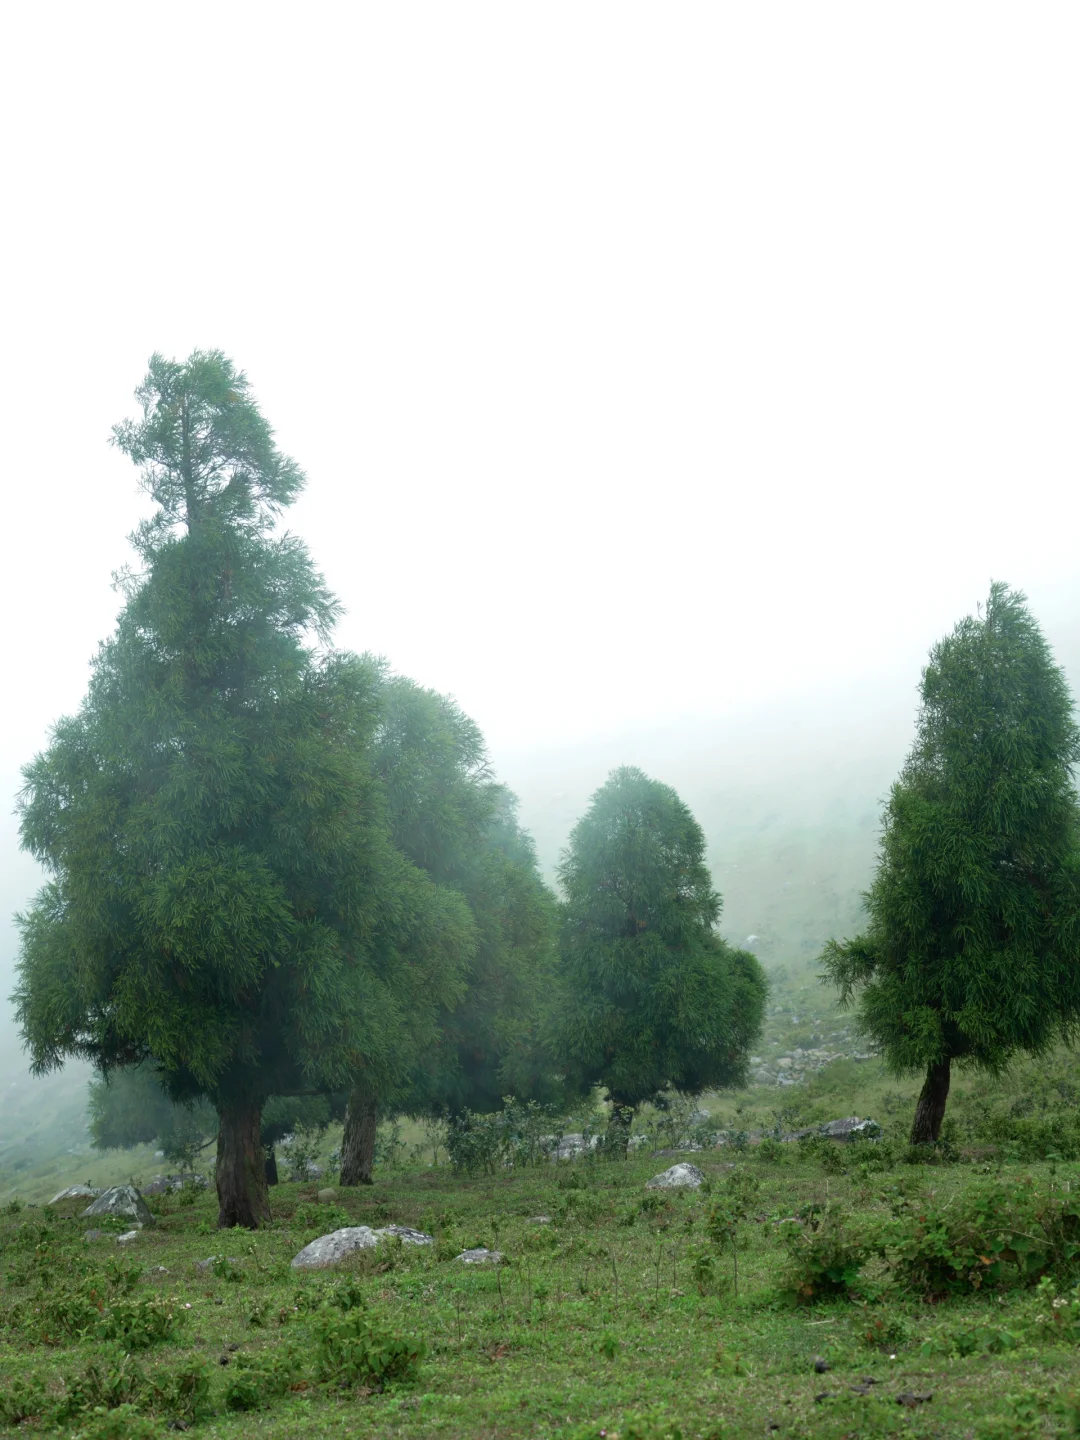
194 1256 221 1272
116 1230 140 1245
528 1215 552 1224
646 1162 704 1189
291 1226 379 1269
374 1225 434 1246
455 1247 504 1265
819 1117 881 1142
82 1185 156 1228
316 1187 336 1204
84 1229 108 1243
49 1184 101 1205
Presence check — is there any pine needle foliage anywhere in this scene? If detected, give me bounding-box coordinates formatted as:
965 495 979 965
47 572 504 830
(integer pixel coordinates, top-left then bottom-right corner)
551 767 767 1127
822 583 1080 1142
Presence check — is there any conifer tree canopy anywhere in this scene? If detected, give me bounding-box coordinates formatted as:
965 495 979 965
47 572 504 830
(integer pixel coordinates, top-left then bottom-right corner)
338 676 558 1184
822 584 1080 1143
550 767 767 1145
13 352 469 1227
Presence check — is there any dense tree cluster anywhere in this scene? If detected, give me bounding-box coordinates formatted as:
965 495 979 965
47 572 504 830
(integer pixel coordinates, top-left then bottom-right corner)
14 352 766 1227
21 354 1080 1214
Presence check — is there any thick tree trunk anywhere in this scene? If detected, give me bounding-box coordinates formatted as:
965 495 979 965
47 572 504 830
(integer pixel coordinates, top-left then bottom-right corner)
264 1149 279 1186
340 1085 378 1186
216 1100 271 1229
910 1058 951 1145
605 1098 635 1157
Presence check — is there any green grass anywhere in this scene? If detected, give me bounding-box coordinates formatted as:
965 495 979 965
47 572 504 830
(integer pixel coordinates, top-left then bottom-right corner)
5 1145 1080 1440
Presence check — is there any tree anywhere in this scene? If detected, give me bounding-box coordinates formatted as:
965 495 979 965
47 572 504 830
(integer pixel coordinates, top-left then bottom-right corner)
13 351 469 1227
549 766 767 1149
338 675 558 1183
822 584 1080 1144
87 1066 341 1184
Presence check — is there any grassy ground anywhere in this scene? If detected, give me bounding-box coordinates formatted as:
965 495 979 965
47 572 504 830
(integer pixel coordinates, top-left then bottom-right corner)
4 1143 1080 1440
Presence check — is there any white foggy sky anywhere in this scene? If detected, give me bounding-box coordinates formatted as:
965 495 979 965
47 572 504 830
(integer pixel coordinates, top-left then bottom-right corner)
2 4 1080 1009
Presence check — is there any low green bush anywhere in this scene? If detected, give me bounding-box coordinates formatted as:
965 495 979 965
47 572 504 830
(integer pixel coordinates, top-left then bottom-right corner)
313 1306 426 1389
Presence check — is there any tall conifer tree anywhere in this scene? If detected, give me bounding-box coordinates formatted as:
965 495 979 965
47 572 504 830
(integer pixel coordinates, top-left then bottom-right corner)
14 352 470 1226
823 584 1080 1143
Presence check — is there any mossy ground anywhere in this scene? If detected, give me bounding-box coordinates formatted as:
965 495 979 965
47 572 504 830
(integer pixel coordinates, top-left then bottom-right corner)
4 1143 1080 1440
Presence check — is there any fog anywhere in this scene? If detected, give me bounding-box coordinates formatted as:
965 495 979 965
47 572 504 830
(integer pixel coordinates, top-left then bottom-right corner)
3 6 1080 1093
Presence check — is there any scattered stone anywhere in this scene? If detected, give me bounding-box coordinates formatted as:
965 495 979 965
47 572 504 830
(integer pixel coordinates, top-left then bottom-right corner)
317 1188 336 1204
814 1392 839 1404
455 1248 504 1265
116 1231 140 1245
375 1225 434 1246
195 1256 221 1272
49 1184 101 1205
82 1185 156 1228
149 1266 170 1276
291 1226 379 1269
528 1215 552 1224
897 1391 933 1407
84 1229 108 1243
646 1163 704 1190
819 1117 881 1142
813 1356 830 1373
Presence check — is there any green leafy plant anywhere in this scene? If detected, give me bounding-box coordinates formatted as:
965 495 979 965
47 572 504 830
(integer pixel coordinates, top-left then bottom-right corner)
781 1204 869 1302
313 1306 426 1389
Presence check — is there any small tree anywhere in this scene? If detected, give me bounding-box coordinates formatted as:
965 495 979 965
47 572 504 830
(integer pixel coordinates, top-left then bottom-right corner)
13 352 468 1227
549 767 767 1149
822 584 1080 1144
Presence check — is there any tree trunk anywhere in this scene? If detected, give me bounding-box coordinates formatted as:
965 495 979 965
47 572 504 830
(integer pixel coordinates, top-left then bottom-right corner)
264 1149 278 1186
216 1100 271 1229
910 1057 951 1145
605 1098 635 1157
340 1085 378 1186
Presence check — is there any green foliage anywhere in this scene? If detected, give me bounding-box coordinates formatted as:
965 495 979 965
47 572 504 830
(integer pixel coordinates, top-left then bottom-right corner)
0 1376 51 1425
823 584 1080 1135
446 1098 562 1174
13 351 473 1227
780 1204 869 1302
312 1306 426 1389
886 1176 1080 1297
551 767 768 1113
72 1404 159 1440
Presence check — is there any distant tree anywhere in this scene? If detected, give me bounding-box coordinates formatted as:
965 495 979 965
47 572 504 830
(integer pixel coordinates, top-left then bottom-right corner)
13 351 469 1227
822 584 1080 1144
549 766 767 1150
337 676 558 1183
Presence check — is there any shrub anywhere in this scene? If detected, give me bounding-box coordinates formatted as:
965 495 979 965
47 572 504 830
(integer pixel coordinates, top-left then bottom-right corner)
72 1404 159 1440
223 1343 305 1411
885 1179 1080 1298
781 1205 869 1302
313 1307 425 1389
0 1376 52 1426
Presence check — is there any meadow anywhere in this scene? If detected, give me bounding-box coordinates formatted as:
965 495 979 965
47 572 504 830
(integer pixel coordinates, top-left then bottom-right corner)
6 1044 1080 1440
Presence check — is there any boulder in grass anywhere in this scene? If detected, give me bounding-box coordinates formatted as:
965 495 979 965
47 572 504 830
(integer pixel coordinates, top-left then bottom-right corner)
819 1117 881 1142
84 1229 108 1243
82 1186 156 1228
316 1188 336 1204
455 1247 504 1265
375 1225 434 1246
645 1162 704 1190
116 1231 140 1245
291 1226 379 1270
50 1184 101 1205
